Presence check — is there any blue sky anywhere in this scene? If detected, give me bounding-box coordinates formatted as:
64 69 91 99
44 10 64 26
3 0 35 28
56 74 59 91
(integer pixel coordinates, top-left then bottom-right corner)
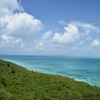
0 0 100 57
21 0 100 24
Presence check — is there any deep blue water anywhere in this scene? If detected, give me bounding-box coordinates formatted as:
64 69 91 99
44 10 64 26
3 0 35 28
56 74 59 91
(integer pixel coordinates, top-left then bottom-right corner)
0 55 100 86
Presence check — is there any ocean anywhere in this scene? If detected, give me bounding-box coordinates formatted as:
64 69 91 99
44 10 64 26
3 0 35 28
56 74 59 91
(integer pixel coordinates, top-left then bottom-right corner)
0 55 100 87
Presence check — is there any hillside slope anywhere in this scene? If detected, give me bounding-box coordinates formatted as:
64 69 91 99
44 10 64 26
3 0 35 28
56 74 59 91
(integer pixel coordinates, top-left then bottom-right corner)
0 60 100 100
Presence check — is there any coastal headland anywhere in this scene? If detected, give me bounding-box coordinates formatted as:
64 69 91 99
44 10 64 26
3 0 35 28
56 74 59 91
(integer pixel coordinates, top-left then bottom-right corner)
0 60 100 100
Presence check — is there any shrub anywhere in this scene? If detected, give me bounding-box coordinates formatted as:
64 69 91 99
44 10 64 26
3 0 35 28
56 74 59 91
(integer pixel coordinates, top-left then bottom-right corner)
0 89 13 100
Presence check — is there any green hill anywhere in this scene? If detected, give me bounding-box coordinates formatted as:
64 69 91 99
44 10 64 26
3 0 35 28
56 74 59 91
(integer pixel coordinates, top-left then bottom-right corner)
0 60 100 100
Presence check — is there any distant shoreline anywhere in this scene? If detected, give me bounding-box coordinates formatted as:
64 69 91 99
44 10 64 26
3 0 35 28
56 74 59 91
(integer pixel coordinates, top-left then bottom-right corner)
0 54 100 59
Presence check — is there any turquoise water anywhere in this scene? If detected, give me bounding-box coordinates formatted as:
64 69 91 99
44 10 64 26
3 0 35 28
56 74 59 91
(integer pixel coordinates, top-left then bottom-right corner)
0 55 100 86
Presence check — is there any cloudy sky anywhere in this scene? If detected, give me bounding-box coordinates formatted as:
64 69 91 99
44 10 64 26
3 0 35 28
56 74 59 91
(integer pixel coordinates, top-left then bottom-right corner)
0 0 100 57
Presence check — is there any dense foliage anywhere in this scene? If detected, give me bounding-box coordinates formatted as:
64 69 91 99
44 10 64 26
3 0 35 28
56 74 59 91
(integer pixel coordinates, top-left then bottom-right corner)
0 60 100 100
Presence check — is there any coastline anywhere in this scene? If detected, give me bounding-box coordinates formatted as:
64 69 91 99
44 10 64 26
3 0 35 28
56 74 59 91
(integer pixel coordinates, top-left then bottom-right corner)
1 59 100 87
0 59 100 99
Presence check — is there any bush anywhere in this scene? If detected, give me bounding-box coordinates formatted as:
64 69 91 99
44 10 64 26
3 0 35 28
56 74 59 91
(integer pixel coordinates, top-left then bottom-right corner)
7 63 10 67
11 69 15 74
0 89 13 100
1 78 6 87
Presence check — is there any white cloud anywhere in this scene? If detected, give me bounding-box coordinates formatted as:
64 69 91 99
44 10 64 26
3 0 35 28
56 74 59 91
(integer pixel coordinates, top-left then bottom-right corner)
41 31 52 40
33 24 80 50
71 21 100 33
53 24 79 43
59 20 67 25
89 39 100 49
0 0 44 50
0 34 24 48
0 0 23 17
1 12 43 38
33 21 100 51
33 31 52 50
33 21 100 52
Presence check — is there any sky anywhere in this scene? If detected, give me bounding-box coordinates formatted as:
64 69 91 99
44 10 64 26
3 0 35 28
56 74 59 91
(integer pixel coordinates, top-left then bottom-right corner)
0 0 100 57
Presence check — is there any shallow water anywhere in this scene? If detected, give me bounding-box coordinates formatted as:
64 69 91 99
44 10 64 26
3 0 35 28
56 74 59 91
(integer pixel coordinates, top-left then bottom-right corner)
0 55 100 86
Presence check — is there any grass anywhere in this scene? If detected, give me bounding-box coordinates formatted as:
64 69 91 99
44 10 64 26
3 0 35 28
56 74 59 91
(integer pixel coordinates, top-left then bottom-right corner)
0 60 100 100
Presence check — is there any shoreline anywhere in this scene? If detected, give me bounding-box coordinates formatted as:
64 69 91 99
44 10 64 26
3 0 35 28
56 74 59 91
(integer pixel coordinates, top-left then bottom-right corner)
1 59 100 87
1 59 100 99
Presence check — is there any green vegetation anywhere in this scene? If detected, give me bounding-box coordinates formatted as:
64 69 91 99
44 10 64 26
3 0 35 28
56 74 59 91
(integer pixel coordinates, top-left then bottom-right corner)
0 60 100 100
